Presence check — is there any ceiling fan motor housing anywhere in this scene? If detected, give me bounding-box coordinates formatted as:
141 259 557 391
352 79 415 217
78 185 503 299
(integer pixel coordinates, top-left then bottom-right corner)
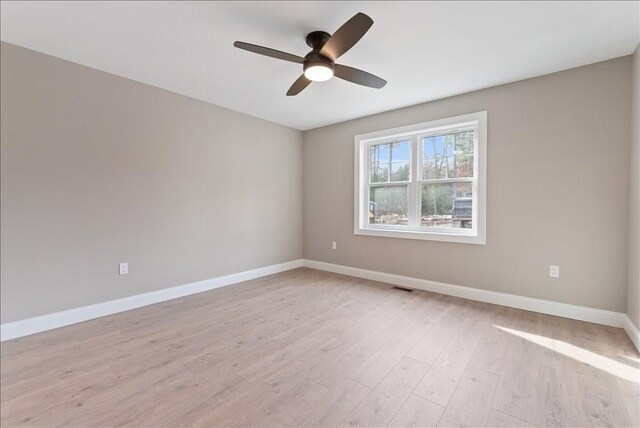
304 31 334 74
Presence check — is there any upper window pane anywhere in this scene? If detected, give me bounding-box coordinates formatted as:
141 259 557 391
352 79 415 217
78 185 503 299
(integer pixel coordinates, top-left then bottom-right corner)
370 140 410 183
422 131 474 180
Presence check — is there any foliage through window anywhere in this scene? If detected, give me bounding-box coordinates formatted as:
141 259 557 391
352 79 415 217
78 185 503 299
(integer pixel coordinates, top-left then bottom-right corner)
354 112 486 244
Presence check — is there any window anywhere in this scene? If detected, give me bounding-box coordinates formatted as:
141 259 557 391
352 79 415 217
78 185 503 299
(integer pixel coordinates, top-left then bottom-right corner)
354 111 486 244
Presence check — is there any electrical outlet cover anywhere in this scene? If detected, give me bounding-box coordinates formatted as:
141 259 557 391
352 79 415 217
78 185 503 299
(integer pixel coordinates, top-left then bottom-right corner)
119 262 129 275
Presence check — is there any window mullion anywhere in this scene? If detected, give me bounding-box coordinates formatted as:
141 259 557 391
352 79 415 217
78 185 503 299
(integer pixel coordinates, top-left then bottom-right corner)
407 136 419 228
414 135 423 227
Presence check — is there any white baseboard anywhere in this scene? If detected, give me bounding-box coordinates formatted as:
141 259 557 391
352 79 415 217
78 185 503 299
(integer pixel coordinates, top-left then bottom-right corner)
0 259 304 342
623 314 640 352
303 259 640 352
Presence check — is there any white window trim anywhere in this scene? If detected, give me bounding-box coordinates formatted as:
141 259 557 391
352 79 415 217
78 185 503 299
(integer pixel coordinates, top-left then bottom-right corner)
354 111 487 245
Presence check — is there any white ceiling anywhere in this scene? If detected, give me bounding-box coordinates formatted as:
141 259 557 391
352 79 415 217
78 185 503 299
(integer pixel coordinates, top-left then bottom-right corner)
1 1 638 130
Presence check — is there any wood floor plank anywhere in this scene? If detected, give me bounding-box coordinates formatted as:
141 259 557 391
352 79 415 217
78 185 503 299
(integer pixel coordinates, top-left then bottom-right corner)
388 394 444 427
0 366 118 427
486 409 533 427
305 291 431 389
437 366 499 427
489 309 544 426
406 297 471 365
340 356 429 427
349 293 445 388
124 370 253 427
298 378 371 427
413 302 495 407
537 314 635 427
192 359 328 427
468 306 517 375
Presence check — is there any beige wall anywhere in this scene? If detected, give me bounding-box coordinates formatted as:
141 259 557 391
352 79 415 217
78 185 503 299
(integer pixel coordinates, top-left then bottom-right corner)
629 45 640 330
304 56 632 313
2 41 636 324
0 42 303 323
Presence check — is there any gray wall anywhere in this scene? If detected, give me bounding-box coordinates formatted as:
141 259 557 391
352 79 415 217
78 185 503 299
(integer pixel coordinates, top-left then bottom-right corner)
1 42 303 323
303 56 632 313
629 45 640 330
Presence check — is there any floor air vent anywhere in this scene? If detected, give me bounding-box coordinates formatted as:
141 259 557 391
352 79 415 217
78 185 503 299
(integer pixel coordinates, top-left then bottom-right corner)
391 286 413 293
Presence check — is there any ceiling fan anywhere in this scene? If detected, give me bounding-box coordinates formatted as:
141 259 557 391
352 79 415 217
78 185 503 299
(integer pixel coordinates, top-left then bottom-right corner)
233 12 387 96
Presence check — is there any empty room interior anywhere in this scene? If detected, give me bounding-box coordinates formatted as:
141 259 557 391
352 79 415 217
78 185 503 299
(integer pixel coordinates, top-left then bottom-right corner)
1 1 640 427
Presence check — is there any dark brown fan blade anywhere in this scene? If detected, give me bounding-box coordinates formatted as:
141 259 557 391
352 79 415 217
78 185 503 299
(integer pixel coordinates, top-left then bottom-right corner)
334 64 386 89
319 13 373 61
286 75 311 96
233 41 303 64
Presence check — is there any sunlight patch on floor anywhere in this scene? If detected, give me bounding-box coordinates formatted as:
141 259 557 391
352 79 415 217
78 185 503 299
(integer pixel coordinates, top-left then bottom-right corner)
495 325 640 383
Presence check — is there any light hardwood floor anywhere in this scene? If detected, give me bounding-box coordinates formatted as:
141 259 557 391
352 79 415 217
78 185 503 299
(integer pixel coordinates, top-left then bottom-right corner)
1 268 639 427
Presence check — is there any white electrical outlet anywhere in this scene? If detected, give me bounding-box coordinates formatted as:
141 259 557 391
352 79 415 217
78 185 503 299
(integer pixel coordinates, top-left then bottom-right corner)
119 262 129 275
549 265 560 278
331 241 337 250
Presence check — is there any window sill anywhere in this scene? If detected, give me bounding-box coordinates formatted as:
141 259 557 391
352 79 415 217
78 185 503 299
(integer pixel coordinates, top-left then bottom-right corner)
354 226 486 245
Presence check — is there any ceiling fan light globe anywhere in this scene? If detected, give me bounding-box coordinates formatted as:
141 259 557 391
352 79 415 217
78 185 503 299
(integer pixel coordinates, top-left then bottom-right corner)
304 64 333 82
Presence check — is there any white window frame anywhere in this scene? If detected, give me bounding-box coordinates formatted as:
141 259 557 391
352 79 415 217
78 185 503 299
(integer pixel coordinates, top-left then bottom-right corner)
354 111 487 244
